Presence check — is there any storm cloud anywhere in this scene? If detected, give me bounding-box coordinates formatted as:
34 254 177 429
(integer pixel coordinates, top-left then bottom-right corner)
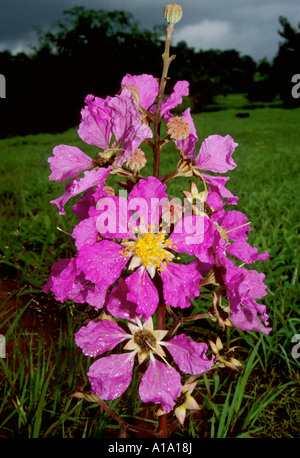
0 0 300 60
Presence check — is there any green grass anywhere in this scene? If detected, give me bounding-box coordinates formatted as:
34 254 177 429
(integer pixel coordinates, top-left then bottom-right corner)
0 94 299 438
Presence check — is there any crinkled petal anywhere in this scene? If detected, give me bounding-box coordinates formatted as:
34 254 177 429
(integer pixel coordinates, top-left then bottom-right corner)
121 73 159 110
139 356 182 413
88 352 135 400
85 284 109 309
77 240 128 286
95 195 134 239
107 88 152 167
75 319 129 357
226 241 269 264
50 167 111 215
170 215 215 262
201 174 239 206
48 145 94 183
107 278 140 323
212 209 251 242
78 94 112 149
72 188 97 221
72 215 99 250
237 268 268 300
42 258 89 304
160 80 189 116
128 176 168 228
230 306 272 335
195 135 238 173
125 267 159 320
164 334 214 375
161 261 201 309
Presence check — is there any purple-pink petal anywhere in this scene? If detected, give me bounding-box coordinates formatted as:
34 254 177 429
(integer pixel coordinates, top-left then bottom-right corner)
212 209 251 242
95 195 134 239
108 89 152 165
75 319 129 357
195 134 238 173
139 357 182 413
121 73 159 110
42 258 89 304
76 240 128 286
160 80 190 116
201 174 239 206
225 241 269 264
48 145 94 183
230 306 272 335
85 284 109 309
128 176 168 228
88 352 135 400
161 261 201 309
72 188 97 221
125 267 159 321
72 215 99 250
50 167 111 215
170 215 215 262
165 334 215 375
78 94 112 149
107 278 140 323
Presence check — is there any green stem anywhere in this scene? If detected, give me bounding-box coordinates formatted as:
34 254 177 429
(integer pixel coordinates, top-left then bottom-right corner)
153 24 176 178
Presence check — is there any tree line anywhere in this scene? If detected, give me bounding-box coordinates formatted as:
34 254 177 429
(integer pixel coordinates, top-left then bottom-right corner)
0 7 299 138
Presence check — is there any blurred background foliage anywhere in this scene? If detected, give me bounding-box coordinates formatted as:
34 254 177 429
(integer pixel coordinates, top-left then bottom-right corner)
0 7 299 138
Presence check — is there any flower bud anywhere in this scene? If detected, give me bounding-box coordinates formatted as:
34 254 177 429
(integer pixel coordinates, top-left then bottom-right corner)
164 3 183 25
167 116 190 141
126 148 147 171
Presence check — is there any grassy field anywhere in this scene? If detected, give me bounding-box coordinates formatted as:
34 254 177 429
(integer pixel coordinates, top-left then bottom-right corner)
0 94 299 438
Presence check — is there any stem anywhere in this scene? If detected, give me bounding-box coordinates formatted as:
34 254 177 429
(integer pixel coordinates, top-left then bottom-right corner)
71 391 155 437
157 413 169 438
161 169 179 184
165 311 209 340
153 24 176 178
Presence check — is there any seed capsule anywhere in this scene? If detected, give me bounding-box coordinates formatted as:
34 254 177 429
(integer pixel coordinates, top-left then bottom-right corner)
164 3 183 25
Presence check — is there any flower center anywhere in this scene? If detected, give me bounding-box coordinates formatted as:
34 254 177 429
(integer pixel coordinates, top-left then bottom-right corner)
133 231 173 269
134 329 156 353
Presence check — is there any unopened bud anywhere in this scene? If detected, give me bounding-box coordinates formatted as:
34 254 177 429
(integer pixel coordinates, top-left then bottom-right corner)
164 3 183 25
126 148 147 171
167 116 191 141
104 186 116 196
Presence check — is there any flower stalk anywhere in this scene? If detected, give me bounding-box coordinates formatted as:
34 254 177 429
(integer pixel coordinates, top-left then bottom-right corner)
153 23 176 178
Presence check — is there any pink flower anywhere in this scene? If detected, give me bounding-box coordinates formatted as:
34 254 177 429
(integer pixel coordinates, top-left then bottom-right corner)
221 257 271 334
75 314 214 412
211 208 269 264
121 73 189 117
73 176 215 319
48 88 152 214
44 176 215 318
195 134 237 173
41 257 109 308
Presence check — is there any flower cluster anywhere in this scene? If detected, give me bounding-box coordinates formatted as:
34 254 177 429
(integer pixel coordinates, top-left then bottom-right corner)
43 4 270 429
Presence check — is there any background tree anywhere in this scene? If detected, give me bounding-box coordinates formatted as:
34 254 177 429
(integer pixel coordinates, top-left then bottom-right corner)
271 16 300 107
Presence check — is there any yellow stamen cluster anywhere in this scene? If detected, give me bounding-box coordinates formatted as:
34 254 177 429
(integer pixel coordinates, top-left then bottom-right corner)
134 232 173 269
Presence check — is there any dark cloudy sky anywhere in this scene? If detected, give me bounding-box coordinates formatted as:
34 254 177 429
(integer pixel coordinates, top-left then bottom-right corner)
0 0 300 61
